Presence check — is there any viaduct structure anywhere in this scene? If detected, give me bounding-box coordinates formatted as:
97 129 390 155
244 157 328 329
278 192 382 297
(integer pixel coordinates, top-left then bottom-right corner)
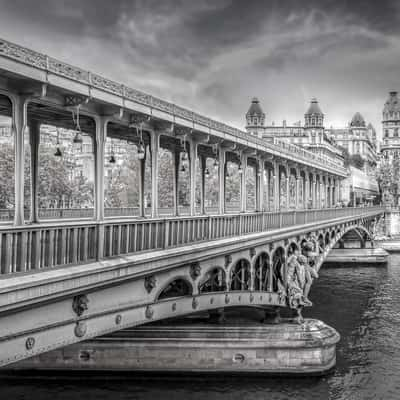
0 39 384 369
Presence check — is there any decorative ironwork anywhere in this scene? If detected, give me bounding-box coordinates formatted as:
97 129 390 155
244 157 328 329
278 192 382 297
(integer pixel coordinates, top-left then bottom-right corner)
225 294 230 304
225 255 232 268
144 275 157 293
199 268 226 293
72 294 89 316
49 58 89 82
74 321 87 337
91 73 124 95
190 262 201 280
25 337 35 350
192 297 198 309
64 95 89 107
145 305 154 319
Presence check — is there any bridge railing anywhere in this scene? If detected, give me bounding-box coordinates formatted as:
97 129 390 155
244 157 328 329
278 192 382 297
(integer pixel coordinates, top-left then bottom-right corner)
0 207 383 276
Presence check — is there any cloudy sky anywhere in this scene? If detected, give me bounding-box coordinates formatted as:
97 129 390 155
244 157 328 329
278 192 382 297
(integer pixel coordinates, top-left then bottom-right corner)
0 0 399 138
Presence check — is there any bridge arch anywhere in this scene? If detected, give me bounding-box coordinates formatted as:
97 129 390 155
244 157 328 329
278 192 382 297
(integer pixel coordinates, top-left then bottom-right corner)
156 276 193 301
253 252 271 291
272 246 286 292
198 267 227 293
230 259 251 291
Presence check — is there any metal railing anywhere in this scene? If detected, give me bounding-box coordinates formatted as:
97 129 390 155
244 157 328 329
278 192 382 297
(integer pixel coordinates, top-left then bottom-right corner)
0 207 383 276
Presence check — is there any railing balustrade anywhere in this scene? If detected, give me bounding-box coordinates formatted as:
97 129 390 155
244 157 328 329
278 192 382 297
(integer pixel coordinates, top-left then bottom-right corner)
0 207 383 276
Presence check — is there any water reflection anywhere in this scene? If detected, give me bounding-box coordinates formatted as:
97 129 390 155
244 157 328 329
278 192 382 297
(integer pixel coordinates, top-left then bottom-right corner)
1 256 400 400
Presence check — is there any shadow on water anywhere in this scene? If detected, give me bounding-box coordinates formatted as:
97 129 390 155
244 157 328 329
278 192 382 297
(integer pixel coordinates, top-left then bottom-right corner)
1 256 400 400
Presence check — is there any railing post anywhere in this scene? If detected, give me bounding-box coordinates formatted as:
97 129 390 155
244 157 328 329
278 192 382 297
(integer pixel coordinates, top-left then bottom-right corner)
164 219 170 248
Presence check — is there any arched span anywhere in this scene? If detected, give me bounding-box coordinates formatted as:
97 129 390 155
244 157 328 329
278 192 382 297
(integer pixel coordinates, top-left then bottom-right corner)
313 223 374 271
198 267 227 293
253 252 271 291
230 259 251 291
156 277 193 301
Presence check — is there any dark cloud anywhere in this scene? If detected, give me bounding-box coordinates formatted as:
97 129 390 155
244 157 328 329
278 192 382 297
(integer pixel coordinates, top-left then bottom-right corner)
0 0 399 135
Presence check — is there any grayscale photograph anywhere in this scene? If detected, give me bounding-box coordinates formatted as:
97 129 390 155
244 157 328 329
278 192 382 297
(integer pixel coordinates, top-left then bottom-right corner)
0 1 397 399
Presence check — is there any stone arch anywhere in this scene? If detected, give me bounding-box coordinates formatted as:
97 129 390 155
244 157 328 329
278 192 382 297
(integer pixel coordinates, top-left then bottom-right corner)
253 252 271 291
157 277 193 301
198 267 227 293
271 247 285 293
230 259 251 291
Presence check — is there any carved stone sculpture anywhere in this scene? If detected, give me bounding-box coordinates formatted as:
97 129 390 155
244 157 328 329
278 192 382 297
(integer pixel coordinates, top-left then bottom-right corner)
72 294 89 316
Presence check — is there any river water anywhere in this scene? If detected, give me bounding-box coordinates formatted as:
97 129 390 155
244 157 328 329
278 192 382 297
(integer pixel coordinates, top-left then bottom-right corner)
1 255 400 400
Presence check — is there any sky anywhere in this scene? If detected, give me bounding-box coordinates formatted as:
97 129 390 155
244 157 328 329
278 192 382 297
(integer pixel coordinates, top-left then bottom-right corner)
0 0 399 139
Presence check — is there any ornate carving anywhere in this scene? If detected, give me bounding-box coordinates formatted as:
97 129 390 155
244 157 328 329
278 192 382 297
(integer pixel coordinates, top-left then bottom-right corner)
249 248 256 258
192 297 198 309
64 95 89 107
115 314 122 325
249 293 254 303
25 337 35 350
125 87 152 105
145 305 154 319
91 73 124 95
72 294 89 316
172 303 177 312
190 262 201 280
49 58 89 82
0 39 47 68
225 294 230 304
74 321 87 338
210 297 214 304
152 97 174 113
269 243 274 252
144 275 157 293
225 255 232 268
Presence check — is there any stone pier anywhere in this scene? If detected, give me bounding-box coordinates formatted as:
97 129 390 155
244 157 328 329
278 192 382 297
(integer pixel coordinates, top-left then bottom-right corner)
9 319 340 375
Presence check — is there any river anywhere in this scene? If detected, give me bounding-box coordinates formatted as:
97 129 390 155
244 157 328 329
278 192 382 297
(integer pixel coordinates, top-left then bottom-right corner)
1 255 400 400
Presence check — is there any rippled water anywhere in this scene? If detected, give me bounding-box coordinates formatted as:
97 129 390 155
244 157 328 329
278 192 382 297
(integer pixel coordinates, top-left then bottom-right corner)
2 255 400 400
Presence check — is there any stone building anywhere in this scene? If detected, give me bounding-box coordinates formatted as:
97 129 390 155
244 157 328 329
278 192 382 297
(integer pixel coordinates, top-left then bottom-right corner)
381 91 400 162
245 97 380 205
326 112 378 175
245 97 344 168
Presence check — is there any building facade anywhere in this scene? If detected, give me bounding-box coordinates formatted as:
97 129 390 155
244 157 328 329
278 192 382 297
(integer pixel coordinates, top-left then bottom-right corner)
245 97 380 205
245 97 345 168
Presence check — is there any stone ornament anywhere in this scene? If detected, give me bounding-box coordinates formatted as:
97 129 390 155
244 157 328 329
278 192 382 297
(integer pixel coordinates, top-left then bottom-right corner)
115 315 122 325
172 303 177 312
25 337 35 350
74 321 87 338
144 275 157 294
225 255 232 268
72 294 89 317
192 297 198 310
249 248 256 258
190 262 201 280
145 305 154 319
225 294 230 304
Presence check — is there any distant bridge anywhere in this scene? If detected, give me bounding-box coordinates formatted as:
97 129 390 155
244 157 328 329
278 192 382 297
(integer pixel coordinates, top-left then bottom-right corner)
0 38 384 367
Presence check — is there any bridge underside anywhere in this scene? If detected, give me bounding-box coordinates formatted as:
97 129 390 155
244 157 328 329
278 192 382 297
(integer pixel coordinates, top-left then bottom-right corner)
0 211 381 366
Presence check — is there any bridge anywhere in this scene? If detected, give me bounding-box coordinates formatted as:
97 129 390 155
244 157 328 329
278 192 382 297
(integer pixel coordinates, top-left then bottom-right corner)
0 39 384 369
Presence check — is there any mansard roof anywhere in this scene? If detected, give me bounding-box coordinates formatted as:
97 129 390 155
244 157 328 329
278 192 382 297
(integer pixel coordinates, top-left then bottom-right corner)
305 98 323 116
383 91 400 113
246 97 265 117
350 112 366 127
